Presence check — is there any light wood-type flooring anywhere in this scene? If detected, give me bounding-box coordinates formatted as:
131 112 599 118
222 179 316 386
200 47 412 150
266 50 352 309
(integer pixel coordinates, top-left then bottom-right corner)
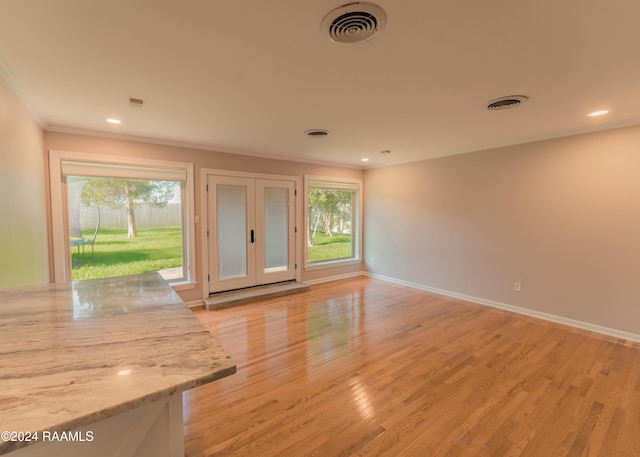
184 276 640 456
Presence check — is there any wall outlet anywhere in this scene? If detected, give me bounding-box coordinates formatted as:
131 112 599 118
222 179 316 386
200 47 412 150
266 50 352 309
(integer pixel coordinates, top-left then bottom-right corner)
370 257 375 265
514 282 522 292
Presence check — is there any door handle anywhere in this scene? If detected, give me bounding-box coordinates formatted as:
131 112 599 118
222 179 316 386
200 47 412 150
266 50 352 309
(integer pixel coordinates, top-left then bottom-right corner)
250 229 255 244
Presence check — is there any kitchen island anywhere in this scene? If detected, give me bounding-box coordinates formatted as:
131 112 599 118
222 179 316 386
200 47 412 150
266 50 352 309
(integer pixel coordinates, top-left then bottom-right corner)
0 273 235 456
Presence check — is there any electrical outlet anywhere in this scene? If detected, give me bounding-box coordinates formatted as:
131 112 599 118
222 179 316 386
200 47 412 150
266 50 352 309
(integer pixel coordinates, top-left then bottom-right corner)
514 282 522 292
370 257 375 265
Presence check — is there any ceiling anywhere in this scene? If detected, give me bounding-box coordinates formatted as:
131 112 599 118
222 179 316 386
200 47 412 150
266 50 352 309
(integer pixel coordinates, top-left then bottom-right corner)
1 0 640 168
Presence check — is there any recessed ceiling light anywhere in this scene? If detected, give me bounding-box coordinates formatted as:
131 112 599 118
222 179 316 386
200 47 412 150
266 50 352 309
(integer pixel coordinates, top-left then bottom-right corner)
361 158 370 162
106 118 122 124
588 110 609 117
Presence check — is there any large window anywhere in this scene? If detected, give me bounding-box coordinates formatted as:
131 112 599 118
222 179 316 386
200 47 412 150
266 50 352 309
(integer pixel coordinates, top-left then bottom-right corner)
305 176 362 268
50 151 195 289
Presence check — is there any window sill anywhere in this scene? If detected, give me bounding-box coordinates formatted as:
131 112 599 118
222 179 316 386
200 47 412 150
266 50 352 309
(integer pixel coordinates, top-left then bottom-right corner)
304 258 362 271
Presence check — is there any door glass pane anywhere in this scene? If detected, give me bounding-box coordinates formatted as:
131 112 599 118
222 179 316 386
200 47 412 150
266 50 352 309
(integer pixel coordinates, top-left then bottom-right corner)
264 187 288 272
217 185 247 279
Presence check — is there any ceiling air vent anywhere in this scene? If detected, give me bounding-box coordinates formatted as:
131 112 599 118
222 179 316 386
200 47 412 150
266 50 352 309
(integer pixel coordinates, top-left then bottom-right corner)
487 95 529 111
322 3 387 44
129 97 144 108
305 129 330 138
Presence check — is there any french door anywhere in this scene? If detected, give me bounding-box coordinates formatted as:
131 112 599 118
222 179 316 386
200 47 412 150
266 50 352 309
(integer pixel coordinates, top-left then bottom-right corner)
207 174 296 293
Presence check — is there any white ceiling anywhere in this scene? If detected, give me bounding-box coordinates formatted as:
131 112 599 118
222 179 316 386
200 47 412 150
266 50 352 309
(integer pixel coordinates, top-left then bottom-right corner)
1 0 640 168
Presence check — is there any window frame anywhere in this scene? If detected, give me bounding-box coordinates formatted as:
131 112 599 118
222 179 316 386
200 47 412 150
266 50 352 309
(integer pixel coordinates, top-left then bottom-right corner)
49 150 196 290
303 175 363 270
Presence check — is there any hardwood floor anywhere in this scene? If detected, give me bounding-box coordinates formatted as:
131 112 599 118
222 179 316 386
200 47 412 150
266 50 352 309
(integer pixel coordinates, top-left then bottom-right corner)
183 277 640 456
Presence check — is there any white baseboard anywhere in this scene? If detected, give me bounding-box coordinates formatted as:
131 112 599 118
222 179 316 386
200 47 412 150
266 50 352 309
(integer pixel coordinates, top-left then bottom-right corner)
366 272 640 343
304 271 366 285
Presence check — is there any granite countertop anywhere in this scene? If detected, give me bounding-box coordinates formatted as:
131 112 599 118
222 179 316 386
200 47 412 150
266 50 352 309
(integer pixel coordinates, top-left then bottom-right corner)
0 272 235 454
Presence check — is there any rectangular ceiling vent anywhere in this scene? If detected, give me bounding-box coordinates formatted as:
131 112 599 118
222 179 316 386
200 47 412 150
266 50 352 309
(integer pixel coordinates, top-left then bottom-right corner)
129 97 144 107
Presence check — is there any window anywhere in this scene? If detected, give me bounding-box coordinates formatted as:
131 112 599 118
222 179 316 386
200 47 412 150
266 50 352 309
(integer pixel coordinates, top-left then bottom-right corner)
49 151 195 289
304 176 362 268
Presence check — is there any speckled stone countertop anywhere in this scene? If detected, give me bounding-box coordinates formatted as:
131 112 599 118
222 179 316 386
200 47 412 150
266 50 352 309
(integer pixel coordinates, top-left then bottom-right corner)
0 272 235 454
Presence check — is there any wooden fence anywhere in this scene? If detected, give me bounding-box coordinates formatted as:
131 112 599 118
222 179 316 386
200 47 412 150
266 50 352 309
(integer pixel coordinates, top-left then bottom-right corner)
78 203 182 230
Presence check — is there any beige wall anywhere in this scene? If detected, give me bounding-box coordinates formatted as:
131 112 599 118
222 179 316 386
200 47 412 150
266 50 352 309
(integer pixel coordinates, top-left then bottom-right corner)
0 76 49 289
364 125 640 336
45 131 364 302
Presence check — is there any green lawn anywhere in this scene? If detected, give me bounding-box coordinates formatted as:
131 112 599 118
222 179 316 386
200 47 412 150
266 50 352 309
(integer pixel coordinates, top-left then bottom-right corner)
307 232 352 262
71 227 182 280
72 227 349 280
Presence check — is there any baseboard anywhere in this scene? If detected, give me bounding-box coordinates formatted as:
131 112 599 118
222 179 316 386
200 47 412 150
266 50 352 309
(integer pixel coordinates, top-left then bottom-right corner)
366 272 640 343
185 299 205 309
304 271 366 285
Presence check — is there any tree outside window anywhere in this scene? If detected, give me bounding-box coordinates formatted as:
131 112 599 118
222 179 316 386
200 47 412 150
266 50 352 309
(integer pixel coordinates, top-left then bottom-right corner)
80 177 176 238
305 176 361 265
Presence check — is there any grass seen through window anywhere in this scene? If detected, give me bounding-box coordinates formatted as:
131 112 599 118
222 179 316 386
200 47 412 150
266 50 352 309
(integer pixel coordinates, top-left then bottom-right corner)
307 232 352 262
71 227 182 280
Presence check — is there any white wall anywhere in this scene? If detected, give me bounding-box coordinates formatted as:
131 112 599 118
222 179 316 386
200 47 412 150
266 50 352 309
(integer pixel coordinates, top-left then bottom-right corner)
0 75 49 289
364 125 640 337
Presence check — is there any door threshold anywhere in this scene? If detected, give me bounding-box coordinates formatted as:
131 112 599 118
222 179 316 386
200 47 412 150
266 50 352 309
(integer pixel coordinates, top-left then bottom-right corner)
205 281 310 311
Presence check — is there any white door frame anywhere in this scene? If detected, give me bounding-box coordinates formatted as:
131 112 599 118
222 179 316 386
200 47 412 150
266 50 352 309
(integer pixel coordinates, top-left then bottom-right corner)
201 169 301 299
